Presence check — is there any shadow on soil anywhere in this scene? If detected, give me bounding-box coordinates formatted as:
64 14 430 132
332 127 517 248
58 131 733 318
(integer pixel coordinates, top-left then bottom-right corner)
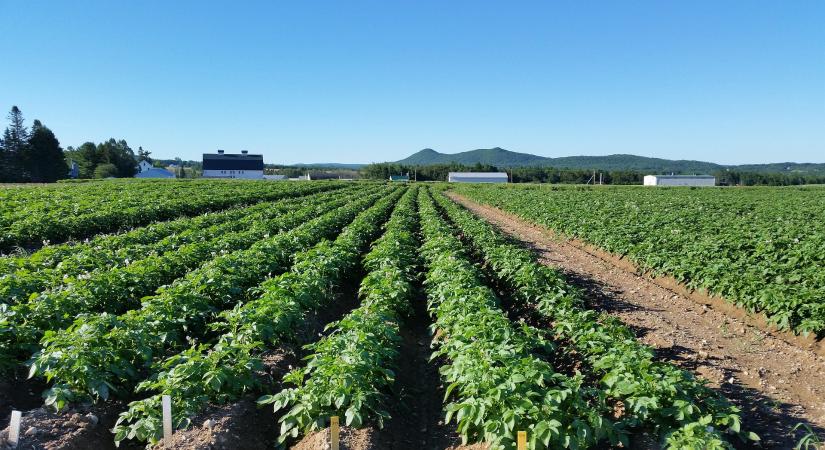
375 292 461 450
564 268 825 449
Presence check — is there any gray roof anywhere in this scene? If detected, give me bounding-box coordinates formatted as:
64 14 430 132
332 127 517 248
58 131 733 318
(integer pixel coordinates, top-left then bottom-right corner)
448 172 508 178
646 175 715 178
135 168 174 178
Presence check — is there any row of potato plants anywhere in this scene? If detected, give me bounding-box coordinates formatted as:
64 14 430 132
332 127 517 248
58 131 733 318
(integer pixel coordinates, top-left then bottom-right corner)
0 187 361 371
453 184 825 335
111 187 407 445
418 188 623 450
0 180 345 253
0 183 343 286
0 180 183 225
432 189 754 449
0 180 268 227
259 186 420 444
27 186 395 410
0 184 353 306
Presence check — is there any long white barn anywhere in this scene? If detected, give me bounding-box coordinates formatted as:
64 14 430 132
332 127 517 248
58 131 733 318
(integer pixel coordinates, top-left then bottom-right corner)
643 175 716 186
448 172 508 183
202 150 264 179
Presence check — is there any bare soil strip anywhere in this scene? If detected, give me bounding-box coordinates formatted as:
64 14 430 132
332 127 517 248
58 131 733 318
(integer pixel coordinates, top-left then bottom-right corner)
372 293 461 450
447 192 825 449
0 402 144 450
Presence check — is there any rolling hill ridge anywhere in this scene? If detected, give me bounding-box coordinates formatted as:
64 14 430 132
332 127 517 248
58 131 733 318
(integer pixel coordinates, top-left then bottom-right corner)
394 148 825 174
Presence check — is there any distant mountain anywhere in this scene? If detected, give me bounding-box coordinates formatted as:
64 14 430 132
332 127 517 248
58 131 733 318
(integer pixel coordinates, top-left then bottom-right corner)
394 148 825 174
398 148 548 166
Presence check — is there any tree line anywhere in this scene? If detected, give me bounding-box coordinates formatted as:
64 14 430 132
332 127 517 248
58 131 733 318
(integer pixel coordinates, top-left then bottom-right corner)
0 105 154 183
713 170 825 186
361 162 644 184
362 162 825 186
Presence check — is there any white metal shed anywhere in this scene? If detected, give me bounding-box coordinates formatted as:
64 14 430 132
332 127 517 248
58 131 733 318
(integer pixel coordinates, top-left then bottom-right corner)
447 172 508 183
643 175 716 186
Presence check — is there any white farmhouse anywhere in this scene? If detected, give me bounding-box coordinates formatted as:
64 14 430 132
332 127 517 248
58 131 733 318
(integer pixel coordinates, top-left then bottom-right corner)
135 160 174 179
137 160 153 173
447 172 508 183
202 150 264 179
643 175 716 186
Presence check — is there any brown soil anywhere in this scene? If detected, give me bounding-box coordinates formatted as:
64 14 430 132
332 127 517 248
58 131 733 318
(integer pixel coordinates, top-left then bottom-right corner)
0 403 143 450
0 369 48 423
152 398 280 450
447 192 825 449
292 426 379 450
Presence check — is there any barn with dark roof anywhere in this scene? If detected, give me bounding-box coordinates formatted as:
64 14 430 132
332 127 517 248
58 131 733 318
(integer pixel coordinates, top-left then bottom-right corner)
202 150 264 179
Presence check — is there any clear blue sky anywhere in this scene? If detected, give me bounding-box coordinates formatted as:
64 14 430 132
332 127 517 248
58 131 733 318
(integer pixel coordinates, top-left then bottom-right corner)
1 1 823 165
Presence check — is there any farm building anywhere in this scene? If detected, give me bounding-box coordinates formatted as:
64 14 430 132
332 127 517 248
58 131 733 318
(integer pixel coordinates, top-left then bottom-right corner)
389 175 410 182
448 172 508 183
135 160 174 179
202 150 264 179
643 175 716 186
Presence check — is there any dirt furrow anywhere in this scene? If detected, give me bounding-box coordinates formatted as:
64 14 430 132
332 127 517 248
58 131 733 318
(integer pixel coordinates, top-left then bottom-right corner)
447 192 825 449
372 294 460 450
291 292 461 450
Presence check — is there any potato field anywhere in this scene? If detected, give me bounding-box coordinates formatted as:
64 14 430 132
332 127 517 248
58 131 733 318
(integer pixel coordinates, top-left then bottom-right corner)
453 184 825 336
2 180 823 449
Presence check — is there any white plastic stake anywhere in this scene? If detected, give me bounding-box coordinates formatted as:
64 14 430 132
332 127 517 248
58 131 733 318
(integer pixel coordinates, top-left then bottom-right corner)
162 395 173 441
8 410 21 447
330 416 339 450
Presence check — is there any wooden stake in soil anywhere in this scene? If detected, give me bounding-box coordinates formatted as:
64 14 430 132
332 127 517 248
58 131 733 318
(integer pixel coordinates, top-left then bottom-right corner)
7 410 21 448
330 416 340 450
517 430 527 450
162 395 173 441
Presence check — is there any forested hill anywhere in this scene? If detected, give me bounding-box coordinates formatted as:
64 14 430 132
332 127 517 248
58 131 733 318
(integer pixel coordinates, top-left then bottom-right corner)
398 148 548 167
395 148 825 174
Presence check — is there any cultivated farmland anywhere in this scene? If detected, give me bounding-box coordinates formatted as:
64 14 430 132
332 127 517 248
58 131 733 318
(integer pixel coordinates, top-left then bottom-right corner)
452 184 825 336
0 180 823 449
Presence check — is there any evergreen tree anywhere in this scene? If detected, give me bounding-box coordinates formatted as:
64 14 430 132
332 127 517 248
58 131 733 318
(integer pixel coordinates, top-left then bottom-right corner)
0 106 30 181
137 146 152 163
2 106 29 153
24 120 68 182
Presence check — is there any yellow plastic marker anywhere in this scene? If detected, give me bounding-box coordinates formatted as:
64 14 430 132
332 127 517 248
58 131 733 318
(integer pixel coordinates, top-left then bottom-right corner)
517 430 527 450
330 416 340 450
